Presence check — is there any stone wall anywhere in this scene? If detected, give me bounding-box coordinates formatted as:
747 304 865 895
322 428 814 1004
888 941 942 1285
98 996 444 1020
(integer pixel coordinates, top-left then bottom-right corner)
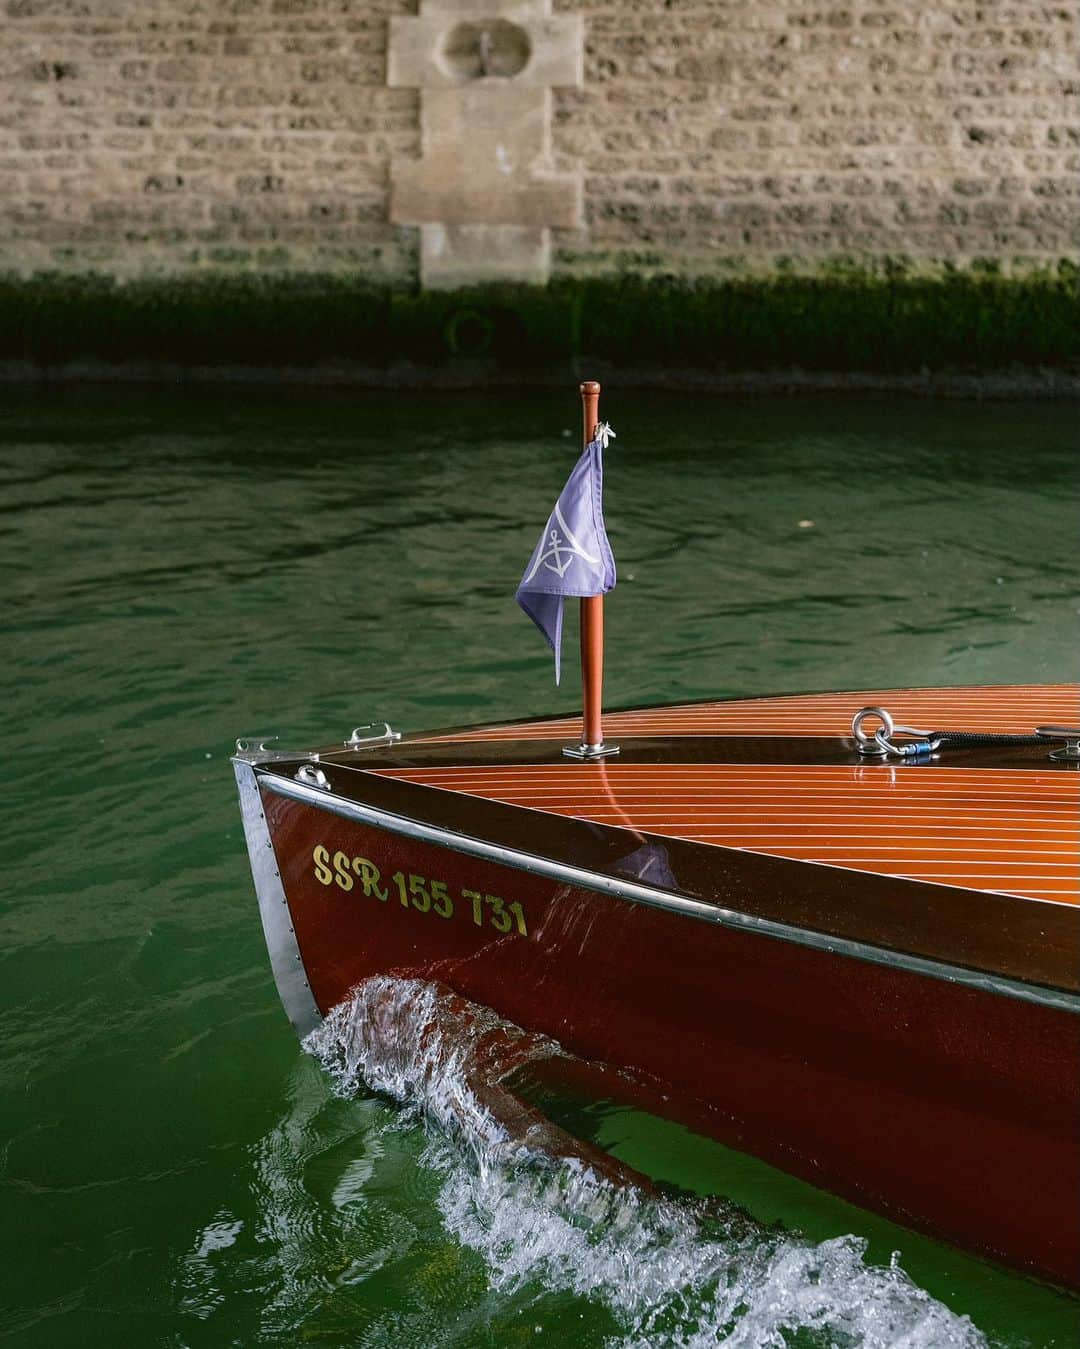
0 0 1076 284
0 0 419 280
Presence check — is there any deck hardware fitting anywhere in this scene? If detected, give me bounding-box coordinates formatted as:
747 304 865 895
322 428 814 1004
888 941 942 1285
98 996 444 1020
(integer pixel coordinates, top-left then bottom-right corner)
346 722 402 750
852 707 939 759
294 764 329 789
235 735 321 766
1036 726 1080 762
563 740 620 760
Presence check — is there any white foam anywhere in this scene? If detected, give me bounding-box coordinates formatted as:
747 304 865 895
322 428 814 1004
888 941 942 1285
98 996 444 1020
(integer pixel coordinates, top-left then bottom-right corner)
308 976 989 1349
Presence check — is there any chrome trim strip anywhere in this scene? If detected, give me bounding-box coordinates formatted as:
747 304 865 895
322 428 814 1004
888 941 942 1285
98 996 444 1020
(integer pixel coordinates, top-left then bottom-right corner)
263 772 1080 1016
233 759 323 1036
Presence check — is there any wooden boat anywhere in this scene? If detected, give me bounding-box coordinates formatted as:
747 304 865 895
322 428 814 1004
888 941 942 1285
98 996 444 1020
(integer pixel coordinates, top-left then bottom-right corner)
234 683 1080 1290
232 386 1079 1290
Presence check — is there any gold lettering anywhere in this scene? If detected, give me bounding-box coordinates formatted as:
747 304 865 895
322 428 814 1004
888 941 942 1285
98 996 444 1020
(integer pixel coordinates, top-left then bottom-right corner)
409 874 432 913
352 856 388 901
313 844 333 886
430 878 453 919
486 894 512 933
333 849 354 892
318 848 526 933
463 887 483 926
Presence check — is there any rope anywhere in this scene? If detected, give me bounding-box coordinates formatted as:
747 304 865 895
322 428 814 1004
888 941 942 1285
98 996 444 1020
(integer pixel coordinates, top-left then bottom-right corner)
929 731 1044 748
851 705 1051 758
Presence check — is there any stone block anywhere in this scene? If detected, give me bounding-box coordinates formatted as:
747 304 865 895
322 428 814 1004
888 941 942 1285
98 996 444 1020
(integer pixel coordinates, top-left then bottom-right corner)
392 85 580 227
420 221 549 284
388 9 582 89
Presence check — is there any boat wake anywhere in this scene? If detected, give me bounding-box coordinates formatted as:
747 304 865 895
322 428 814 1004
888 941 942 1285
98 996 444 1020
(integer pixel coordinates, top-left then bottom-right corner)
307 977 988 1349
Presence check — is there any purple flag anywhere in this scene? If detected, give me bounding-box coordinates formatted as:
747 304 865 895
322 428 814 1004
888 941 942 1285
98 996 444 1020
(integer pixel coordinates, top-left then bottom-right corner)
516 427 616 683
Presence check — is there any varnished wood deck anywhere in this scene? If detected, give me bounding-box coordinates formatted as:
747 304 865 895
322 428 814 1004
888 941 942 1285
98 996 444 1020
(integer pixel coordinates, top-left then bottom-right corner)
415 683 1079 743
371 762 1080 905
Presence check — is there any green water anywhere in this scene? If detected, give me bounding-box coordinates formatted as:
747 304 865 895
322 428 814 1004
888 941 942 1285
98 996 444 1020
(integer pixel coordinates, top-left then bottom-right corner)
1 388 1078 1348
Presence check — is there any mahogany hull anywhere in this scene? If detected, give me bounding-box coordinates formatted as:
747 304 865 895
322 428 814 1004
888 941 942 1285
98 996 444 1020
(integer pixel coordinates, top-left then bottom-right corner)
261 787 1080 1290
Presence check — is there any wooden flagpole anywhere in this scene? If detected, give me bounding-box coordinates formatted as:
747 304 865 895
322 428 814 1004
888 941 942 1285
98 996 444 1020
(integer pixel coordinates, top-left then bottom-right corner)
564 380 618 760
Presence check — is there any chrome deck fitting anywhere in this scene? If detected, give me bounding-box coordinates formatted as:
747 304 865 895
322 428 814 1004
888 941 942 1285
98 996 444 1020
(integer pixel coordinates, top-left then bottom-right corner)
1036 726 1080 762
345 722 402 750
562 741 620 761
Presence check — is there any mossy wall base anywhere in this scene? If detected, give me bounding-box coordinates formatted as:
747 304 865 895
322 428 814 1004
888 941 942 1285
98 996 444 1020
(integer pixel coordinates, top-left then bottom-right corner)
1 273 1076 380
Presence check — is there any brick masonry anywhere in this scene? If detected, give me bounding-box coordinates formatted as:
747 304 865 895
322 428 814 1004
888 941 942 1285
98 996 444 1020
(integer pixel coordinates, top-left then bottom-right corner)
0 0 1076 283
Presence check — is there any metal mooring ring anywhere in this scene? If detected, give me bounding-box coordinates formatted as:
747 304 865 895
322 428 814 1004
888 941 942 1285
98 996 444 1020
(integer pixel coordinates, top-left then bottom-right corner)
852 706 894 756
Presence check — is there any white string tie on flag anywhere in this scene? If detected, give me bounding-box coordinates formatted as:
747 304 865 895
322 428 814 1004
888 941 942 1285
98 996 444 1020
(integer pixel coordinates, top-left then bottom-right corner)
593 422 616 449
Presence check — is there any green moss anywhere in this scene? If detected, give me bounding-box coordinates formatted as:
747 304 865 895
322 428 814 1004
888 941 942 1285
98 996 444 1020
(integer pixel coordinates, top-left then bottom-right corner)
0 269 1075 372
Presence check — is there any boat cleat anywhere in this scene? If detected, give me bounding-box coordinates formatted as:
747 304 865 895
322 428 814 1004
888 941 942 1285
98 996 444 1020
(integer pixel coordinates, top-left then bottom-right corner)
1036 726 1080 762
345 722 402 750
234 735 322 766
